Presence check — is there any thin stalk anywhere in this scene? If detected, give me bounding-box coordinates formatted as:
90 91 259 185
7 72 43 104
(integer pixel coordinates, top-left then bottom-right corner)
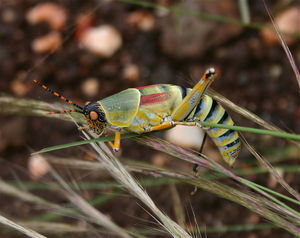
83 131 193 237
238 0 251 24
199 122 300 141
239 179 300 220
0 214 46 238
34 121 299 154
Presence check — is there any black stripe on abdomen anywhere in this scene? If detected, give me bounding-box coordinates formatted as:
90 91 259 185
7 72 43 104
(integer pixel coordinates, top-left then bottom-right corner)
180 86 187 100
203 100 218 121
225 138 240 149
217 111 228 124
219 129 234 139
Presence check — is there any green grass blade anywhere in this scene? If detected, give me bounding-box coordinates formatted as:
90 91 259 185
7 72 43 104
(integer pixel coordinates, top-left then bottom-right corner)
34 122 299 155
33 134 137 154
240 178 300 207
199 122 300 141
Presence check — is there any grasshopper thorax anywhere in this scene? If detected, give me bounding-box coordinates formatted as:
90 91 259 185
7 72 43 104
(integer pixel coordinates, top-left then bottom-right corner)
82 102 107 135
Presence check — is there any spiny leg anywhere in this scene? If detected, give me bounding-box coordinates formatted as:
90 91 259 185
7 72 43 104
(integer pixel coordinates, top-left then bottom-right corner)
193 133 207 173
166 70 239 188
171 68 217 121
190 133 208 196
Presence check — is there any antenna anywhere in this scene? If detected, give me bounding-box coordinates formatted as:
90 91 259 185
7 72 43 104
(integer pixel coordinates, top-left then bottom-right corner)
33 79 83 112
47 109 80 114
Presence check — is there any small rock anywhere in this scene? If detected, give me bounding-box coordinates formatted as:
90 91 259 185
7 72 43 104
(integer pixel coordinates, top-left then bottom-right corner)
246 213 260 224
28 155 50 180
79 25 122 57
122 64 140 82
248 233 258 238
277 98 289 110
159 0 242 58
26 2 68 30
261 7 300 45
0 118 26 152
165 125 205 150
10 79 31 96
81 78 100 97
76 14 94 40
32 31 62 53
269 64 282 79
151 153 169 167
2 8 17 24
127 11 155 31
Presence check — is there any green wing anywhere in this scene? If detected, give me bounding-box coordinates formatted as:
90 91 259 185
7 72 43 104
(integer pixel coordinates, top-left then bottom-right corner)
99 88 141 127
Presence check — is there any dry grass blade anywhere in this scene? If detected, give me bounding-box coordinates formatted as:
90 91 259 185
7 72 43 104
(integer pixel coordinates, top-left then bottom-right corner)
169 184 186 227
238 0 250 24
46 155 107 170
241 135 300 201
262 0 300 89
0 179 94 225
0 179 59 209
137 137 300 235
207 89 300 201
0 214 46 238
0 95 84 123
1 95 298 143
49 149 300 235
20 221 88 234
207 89 295 135
82 131 192 238
187 177 300 235
49 167 133 238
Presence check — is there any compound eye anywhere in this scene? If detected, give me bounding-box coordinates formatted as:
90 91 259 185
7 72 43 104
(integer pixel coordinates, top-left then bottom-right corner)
89 111 98 120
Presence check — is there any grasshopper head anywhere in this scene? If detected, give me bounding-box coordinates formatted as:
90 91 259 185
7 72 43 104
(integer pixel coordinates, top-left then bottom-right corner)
82 102 107 135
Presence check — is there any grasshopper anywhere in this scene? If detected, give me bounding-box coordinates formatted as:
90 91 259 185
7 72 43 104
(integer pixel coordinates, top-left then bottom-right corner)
34 68 241 166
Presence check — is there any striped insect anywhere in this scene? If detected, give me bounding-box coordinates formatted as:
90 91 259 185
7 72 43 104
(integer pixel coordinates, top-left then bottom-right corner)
34 68 241 166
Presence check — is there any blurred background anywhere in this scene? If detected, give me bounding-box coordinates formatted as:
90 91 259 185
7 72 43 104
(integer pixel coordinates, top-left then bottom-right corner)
0 0 299 237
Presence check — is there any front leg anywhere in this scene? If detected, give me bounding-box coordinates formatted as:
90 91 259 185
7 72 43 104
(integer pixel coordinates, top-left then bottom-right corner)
108 131 121 152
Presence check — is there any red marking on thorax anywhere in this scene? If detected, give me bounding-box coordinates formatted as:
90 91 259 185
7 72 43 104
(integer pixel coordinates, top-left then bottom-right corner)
140 92 171 105
135 84 160 90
